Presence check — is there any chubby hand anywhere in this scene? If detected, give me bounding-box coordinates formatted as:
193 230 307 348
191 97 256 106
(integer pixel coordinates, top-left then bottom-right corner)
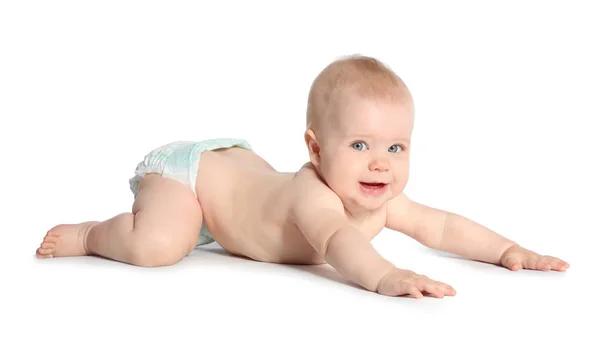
500 244 570 272
376 268 456 298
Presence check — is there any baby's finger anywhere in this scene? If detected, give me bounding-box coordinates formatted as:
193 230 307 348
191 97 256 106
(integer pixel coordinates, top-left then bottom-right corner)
423 283 444 298
536 257 551 271
407 285 424 299
546 256 570 271
523 256 539 270
504 258 523 271
427 279 456 296
391 282 423 298
440 282 457 296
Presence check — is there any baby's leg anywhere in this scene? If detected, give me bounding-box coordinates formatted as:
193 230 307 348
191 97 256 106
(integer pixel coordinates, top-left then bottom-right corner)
36 174 203 267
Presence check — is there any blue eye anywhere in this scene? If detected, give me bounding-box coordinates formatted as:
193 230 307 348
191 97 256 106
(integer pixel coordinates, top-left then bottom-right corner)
388 145 404 153
351 141 367 151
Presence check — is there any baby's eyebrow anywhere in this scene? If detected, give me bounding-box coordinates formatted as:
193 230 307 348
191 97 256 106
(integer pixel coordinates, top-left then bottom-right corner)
347 134 411 144
384 137 412 144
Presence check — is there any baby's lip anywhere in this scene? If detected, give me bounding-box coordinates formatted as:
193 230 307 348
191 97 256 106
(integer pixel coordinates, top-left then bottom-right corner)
360 181 389 185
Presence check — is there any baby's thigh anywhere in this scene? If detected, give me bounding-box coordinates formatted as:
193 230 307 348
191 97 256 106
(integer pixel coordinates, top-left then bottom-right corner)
132 174 203 255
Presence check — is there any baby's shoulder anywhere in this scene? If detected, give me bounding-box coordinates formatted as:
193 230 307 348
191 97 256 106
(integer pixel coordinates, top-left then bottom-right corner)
292 162 331 193
289 162 345 212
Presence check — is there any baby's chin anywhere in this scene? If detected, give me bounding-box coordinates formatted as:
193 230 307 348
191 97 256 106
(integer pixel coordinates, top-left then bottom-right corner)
342 193 391 213
360 198 390 210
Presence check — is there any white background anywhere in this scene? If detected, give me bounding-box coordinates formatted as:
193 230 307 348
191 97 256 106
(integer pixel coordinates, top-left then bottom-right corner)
1 1 598 350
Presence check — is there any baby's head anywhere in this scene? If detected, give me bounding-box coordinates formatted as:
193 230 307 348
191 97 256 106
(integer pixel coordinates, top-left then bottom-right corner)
305 55 414 214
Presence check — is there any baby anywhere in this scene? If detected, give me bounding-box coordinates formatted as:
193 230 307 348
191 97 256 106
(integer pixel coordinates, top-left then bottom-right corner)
36 55 569 298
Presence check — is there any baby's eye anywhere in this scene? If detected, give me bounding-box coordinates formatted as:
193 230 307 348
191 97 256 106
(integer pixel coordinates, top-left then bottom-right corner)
351 141 367 151
388 144 404 153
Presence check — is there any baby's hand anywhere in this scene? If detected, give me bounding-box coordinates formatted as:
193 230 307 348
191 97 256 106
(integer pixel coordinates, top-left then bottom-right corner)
376 268 456 298
499 244 570 272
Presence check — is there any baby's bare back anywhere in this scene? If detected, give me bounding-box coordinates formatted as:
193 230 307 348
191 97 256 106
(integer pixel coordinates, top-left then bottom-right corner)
194 147 327 264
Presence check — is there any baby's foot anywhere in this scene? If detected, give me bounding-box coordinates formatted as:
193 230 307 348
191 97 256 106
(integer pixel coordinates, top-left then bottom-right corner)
36 221 99 258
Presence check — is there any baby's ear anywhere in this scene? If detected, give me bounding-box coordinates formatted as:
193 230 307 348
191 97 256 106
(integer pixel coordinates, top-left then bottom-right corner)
304 129 321 167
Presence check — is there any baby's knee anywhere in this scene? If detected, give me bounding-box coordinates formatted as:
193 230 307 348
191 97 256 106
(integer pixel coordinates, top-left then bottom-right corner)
129 232 190 267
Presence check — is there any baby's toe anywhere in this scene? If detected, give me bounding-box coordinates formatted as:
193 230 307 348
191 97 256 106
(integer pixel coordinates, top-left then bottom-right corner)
43 235 58 243
36 247 54 258
41 241 56 249
46 225 65 237
38 247 54 255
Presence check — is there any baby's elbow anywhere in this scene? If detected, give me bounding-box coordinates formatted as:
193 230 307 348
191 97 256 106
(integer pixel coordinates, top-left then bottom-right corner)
417 232 443 250
418 211 450 249
322 227 343 259
296 210 348 258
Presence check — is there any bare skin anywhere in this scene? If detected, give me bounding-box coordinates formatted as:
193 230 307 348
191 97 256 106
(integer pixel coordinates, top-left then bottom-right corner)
36 148 390 264
36 56 570 298
36 146 569 298
36 148 372 265
37 168 204 267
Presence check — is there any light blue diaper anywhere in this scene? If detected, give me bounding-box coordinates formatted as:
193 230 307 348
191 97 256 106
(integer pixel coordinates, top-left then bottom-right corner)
128 138 252 246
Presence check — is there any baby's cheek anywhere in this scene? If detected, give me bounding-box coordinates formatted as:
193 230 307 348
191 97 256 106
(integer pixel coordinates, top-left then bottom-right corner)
393 172 409 192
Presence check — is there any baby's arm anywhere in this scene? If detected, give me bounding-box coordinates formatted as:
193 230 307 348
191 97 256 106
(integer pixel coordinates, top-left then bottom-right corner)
386 193 569 271
290 165 456 298
385 193 514 264
291 181 394 292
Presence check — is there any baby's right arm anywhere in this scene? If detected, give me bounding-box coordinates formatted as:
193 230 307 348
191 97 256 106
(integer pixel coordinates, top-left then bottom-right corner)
290 167 395 292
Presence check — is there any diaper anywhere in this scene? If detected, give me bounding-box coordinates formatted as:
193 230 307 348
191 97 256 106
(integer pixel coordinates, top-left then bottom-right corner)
128 138 252 246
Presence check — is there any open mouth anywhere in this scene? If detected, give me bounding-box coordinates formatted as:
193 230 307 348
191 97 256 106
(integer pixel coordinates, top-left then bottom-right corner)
359 182 387 189
359 182 389 195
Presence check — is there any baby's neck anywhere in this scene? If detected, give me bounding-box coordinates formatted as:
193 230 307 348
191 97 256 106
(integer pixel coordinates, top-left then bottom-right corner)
344 206 380 222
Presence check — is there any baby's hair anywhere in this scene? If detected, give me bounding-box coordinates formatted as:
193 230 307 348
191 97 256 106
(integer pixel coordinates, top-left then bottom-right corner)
306 54 411 132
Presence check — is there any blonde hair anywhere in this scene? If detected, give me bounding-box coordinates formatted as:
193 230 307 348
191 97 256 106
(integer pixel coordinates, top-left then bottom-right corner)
306 54 411 132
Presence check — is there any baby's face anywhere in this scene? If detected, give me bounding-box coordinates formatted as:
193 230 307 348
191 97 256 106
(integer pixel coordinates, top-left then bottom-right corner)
318 96 413 212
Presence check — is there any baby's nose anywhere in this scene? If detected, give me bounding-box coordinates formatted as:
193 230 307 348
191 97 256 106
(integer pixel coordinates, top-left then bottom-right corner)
369 159 390 172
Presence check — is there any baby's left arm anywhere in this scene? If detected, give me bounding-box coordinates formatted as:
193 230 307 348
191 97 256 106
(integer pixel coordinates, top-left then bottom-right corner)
385 193 570 272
